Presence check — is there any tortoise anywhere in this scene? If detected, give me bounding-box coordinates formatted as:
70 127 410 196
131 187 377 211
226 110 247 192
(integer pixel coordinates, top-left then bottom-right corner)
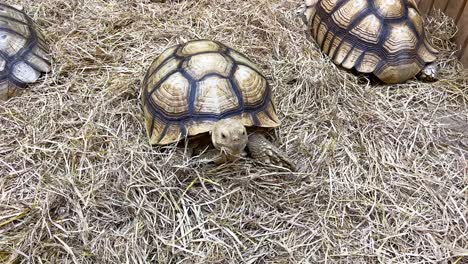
300 0 439 84
141 39 295 170
0 3 51 100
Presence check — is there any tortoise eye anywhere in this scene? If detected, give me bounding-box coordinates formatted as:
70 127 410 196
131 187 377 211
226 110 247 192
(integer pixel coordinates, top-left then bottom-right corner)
221 133 226 139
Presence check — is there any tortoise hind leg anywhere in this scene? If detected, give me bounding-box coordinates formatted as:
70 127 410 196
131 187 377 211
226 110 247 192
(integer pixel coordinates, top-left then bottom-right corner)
417 62 438 82
247 133 296 171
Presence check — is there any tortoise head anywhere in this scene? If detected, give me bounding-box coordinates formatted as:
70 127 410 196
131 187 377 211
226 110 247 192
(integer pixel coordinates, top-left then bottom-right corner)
211 119 248 157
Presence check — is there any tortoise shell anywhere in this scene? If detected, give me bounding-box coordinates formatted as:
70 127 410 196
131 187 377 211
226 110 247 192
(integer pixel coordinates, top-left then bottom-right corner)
0 4 51 100
301 0 438 84
141 39 280 145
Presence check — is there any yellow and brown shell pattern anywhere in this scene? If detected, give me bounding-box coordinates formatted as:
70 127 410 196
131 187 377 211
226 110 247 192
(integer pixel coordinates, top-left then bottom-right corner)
302 0 438 84
0 3 51 100
141 40 280 145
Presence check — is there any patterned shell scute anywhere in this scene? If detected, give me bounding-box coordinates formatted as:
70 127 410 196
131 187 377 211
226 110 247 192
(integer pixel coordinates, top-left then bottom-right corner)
141 39 280 145
374 0 405 18
302 0 438 84
331 0 368 29
0 4 51 100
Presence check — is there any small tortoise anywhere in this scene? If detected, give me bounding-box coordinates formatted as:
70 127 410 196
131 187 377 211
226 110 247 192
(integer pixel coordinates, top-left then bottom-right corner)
301 0 439 84
141 39 295 170
0 4 51 100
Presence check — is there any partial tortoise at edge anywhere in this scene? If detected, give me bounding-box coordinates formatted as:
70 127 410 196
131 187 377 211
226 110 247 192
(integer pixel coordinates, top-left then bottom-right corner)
0 3 51 100
301 0 439 84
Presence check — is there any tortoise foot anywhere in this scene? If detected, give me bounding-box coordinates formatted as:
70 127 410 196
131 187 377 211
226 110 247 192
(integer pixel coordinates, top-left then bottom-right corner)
418 62 438 82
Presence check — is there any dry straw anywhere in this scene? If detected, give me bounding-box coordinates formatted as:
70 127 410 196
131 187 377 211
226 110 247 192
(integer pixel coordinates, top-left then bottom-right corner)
0 1 467 263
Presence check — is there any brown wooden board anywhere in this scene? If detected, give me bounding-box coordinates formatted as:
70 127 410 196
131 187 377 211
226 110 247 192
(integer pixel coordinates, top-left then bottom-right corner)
418 0 468 68
433 0 450 12
444 0 467 22
457 5 468 67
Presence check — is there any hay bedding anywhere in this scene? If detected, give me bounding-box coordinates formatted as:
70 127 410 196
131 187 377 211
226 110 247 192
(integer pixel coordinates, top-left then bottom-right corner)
0 0 467 263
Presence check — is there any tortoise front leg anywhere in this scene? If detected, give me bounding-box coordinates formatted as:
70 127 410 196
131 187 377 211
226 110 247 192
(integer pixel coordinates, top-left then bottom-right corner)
247 133 296 171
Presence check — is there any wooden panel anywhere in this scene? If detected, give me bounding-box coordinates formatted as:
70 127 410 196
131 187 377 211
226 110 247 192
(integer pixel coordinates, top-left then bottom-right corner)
417 0 468 68
461 41 468 67
417 0 434 14
444 0 467 22
456 5 468 66
432 0 450 12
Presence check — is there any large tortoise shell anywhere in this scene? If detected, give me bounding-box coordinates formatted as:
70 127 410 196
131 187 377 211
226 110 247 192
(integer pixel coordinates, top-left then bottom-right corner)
302 0 438 84
0 4 51 100
141 40 280 145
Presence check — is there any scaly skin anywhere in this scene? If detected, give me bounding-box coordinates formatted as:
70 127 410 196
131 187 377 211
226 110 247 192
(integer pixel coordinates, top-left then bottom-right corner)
418 62 439 82
247 133 296 171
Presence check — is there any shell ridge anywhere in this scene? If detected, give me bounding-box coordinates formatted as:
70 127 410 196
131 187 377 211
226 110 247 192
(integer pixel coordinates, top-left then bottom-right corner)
4 73 27 88
179 124 187 138
330 35 345 62
0 26 27 40
157 123 170 144
228 60 245 110
149 108 246 123
261 107 276 126
319 26 332 51
231 62 272 111
143 54 180 86
311 10 320 40
328 0 352 15
340 45 355 66
224 50 271 111
0 49 8 59
8 39 40 69
353 50 367 70
0 14 28 25
315 1 371 61
224 50 266 78
147 68 179 96
316 0 355 35
148 113 156 139
145 77 189 122
198 72 230 82
251 113 260 126
257 82 274 123
20 55 44 73
324 33 337 54
179 67 197 117
31 50 52 67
